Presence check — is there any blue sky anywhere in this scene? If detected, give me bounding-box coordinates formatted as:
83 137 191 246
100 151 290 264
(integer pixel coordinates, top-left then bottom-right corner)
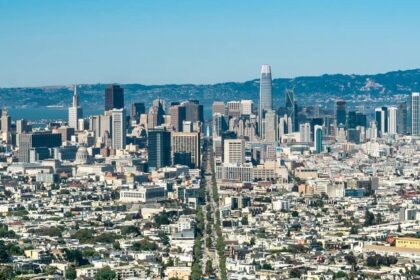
1 0 420 87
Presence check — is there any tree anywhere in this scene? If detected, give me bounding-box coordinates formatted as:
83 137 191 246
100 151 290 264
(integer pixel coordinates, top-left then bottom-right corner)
335 271 347 278
289 268 302 278
0 266 14 280
64 249 89 267
262 263 273 270
154 212 171 226
71 229 94 244
113 241 121 250
364 210 375 226
205 259 213 274
120 225 140 236
241 216 249 225
132 239 158 251
95 266 116 280
250 237 256 246
350 226 358 234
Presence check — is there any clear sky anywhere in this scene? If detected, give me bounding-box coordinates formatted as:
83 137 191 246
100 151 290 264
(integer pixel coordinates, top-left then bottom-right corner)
1 0 420 87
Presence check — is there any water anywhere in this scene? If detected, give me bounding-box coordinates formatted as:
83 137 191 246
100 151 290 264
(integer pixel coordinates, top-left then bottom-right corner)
9 107 103 122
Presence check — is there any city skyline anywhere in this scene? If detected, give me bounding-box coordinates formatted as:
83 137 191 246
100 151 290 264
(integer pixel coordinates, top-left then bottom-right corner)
2 0 420 87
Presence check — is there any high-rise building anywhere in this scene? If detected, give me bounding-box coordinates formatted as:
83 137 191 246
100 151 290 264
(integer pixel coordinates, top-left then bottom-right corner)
347 129 361 144
397 102 408 135
105 84 124 111
227 101 241 118
130 103 145 123
375 107 388 136
18 132 62 162
262 110 278 142
212 101 226 115
171 131 200 168
212 113 228 137
53 127 75 142
147 102 165 129
347 111 367 129
181 100 203 123
412 92 419 135
16 119 31 134
1 108 11 133
68 85 83 130
314 125 323 154
285 89 298 131
259 64 272 134
148 128 171 170
169 103 187 132
224 139 245 164
368 120 378 139
240 100 253 116
336 100 347 127
299 123 311 142
111 109 126 149
387 106 397 134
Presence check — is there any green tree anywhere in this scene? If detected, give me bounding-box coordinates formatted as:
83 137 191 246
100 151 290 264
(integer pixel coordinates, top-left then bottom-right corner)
205 259 213 274
262 263 273 270
289 268 302 278
95 266 116 280
0 266 14 280
71 229 95 243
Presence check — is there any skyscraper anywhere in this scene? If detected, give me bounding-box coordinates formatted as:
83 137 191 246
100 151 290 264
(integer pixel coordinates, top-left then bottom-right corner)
169 103 186 132
147 102 165 129
227 101 241 118
148 128 171 170
387 106 397 134
18 132 62 162
68 85 83 130
347 111 367 129
336 100 347 127
111 109 126 150
224 139 245 164
1 108 11 133
262 109 278 142
299 123 311 142
314 125 323 154
259 64 272 134
212 101 226 115
375 107 388 136
285 89 298 131
397 102 408 135
105 84 124 111
171 131 201 168
412 92 419 135
181 100 204 123
130 102 145 123
240 100 253 116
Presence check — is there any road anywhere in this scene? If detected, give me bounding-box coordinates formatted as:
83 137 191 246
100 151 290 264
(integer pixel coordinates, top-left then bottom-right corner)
200 139 221 279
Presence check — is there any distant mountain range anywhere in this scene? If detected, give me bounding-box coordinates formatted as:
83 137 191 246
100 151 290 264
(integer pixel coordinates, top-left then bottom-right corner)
1 69 419 115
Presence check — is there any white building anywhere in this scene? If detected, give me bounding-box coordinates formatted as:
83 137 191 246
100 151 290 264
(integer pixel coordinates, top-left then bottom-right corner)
224 139 245 164
111 109 126 149
299 122 311 142
387 106 397 134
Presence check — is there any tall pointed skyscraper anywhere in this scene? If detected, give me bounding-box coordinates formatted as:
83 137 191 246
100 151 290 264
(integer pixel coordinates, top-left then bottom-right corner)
258 64 272 135
68 85 83 130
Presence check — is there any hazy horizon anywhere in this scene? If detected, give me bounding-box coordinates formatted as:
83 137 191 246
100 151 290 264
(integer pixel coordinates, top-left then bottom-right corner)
2 0 420 87
1 67 419 89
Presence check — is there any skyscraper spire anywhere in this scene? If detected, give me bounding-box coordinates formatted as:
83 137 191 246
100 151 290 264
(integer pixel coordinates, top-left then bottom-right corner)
72 84 79 107
69 84 83 130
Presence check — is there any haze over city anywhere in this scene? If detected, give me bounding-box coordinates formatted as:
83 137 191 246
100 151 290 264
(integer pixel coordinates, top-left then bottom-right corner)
1 0 420 87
